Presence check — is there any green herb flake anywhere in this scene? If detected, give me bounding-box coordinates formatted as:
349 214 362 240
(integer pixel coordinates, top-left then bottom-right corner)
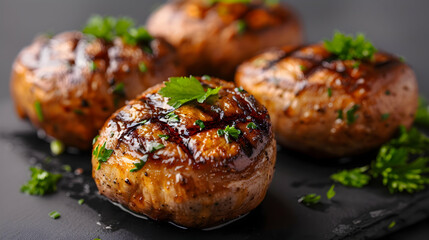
246 122 258 129
327 88 332 97
326 184 336 200
74 109 84 115
166 112 180 123
112 82 125 96
298 193 321 206
149 142 165 153
158 134 169 140
381 113 390 121
385 90 391 95
346 104 360 125
34 101 44 122
388 221 396 229
219 125 241 143
78 199 85 205
138 62 147 73
62 165 72 173
159 76 221 108
399 56 405 63
130 155 148 172
217 129 225 136
415 96 429 127
236 19 247 35
21 167 62 196
299 65 307 71
93 142 114 170
337 109 344 120
92 135 100 145
352 61 361 69
194 120 205 130
235 87 244 92
50 140 65 156
331 166 371 188
139 119 148 125
324 31 377 61
49 211 61 219
90 61 97 72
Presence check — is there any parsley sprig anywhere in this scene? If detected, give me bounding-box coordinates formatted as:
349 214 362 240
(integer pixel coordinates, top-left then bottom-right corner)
159 76 221 108
324 32 377 61
217 125 241 142
93 142 114 170
83 16 153 47
331 126 429 193
21 167 62 196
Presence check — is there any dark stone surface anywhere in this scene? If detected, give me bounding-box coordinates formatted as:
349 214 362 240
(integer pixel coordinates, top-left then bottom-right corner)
1 0 429 239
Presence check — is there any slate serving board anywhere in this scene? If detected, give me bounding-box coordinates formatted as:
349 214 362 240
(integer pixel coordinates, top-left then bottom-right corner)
1 99 428 240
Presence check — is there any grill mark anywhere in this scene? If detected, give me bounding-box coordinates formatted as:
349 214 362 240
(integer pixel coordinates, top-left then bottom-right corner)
262 46 302 71
114 87 270 167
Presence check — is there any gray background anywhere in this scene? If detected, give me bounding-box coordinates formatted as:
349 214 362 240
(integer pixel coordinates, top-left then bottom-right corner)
1 0 429 239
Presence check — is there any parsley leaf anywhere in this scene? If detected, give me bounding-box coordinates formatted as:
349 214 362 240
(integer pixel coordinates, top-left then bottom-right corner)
165 112 179 123
158 134 169 140
298 193 321 206
194 120 205 130
159 76 221 108
246 122 258 129
49 211 61 219
93 142 114 170
138 62 147 73
218 125 241 142
50 140 65 156
236 20 247 35
331 166 371 188
326 184 336 200
130 155 148 172
324 31 377 61
346 104 360 125
148 142 165 153
34 101 44 122
83 16 153 47
415 96 429 127
21 167 62 196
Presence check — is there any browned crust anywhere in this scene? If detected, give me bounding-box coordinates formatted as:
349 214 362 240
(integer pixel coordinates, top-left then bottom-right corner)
92 77 276 228
235 44 419 158
147 0 303 80
10 31 185 149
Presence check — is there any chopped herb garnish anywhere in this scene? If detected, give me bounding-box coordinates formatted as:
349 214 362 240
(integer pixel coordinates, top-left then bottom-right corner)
165 112 179 123
385 90 391 95
331 166 371 188
235 87 244 92
299 65 307 71
78 199 85 205
158 134 169 140
218 125 241 142
194 120 205 130
415 96 429 127
236 19 247 35
324 31 377 61
138 62 147 73
326 184 336 200
381 113 390 121
83 16 153 46
49 211 61 219
337 109 344 120
388 221 396 229
34 101 44 122
130 155 148 172
93 142 114 170
112 82 125 95
246 122 257 129
139 119 148 125
202 75 211 81
346 104 360 124
62 165 72 173
327 88 332 97
351 61 360 69
298 193 321 206
50 140 65 156
21 167 62 196
399 56 405 63
92 135 100 145
332 126 429 193
90 61 97 71
148 142 165 153
159 76 221 108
